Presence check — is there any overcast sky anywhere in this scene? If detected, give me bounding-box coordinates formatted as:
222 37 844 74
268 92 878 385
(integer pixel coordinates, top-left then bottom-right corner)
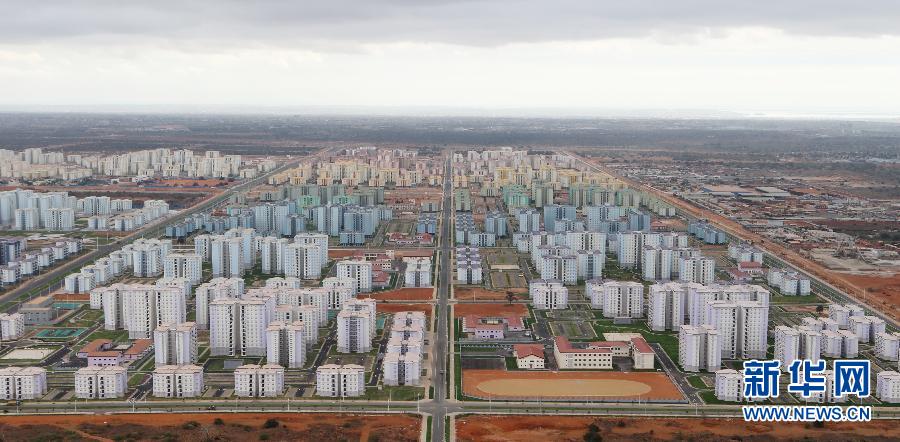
2 1 900 115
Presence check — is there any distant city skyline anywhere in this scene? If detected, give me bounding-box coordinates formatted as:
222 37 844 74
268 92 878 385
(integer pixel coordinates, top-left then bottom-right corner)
2 2 900 115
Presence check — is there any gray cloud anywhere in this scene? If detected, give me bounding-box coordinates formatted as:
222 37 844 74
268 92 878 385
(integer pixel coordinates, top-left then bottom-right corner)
2 0 900 47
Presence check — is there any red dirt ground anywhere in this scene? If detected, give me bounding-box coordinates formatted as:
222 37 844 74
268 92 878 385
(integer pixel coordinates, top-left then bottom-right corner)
378 303 433 318
0 413 420 442
840 272 900 319
329 249 360 259
462 370 682 401
456 415 900 442
453 303 528 318
455 287 526 301
364 287 434 301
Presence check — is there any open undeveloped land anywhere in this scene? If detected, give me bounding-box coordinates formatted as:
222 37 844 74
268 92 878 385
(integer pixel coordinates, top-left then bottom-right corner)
366 287 433 301
455 415 900 442
462 370 682 401
0 413 420 442
453 303 529 318
455 287 527 301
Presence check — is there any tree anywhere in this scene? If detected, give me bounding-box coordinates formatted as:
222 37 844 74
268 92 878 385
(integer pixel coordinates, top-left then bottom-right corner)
263 418 280 429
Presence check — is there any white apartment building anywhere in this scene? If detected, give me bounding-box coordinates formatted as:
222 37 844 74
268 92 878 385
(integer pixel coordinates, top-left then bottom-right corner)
131 239 172 278
383 351 422 386
576 250 605 281
0 367 47 400
316 364 365 397
322 277 355 310
703 300 768 360
403 257 432 287
152 365 204 398
294 233 329 266
877 371 900 403
283 243 322 279
154 322 198 365
875 332 900 362
393 311 428 330
0 312 25 340
99 284 186 339
838 329 860 358
194 277 244 329
211 236 245 277
798 326 822 362
258 236 290 274
593 281 644 319
715 369 744 402
273 305 320 344
678 256 716 285
533 245 578 285
209 296 274 356
46 207 75 231
266 321 306 368
234 364 284 397
337 309 373 353
336 260 373 293
162 253 203 286
647 282 701 331
774 326 800 372
530 279 568 310
74 366 127 399
679 325 721 372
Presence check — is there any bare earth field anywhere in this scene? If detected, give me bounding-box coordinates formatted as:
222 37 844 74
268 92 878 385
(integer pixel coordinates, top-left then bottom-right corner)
0 413 420 442
456 287 527 301
839 272 900 318
455 415 900 442
454 303 529 318
377 303 433 318
365 287 434 301
462 370 682 401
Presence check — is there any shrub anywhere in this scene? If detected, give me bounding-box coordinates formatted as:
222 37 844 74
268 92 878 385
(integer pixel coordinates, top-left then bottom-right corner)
213 418 225 426
263 418 279 429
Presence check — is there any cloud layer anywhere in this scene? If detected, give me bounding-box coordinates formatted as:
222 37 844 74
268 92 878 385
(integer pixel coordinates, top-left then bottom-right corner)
4 0 900 47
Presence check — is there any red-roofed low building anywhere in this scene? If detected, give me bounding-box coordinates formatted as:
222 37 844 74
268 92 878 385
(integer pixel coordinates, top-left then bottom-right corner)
462 315 526 340
87 351 122 367
553 336 613 369
123 339 153 362
737 261 765 276
514 344 545 369
629 337 655 369
77 339 113 359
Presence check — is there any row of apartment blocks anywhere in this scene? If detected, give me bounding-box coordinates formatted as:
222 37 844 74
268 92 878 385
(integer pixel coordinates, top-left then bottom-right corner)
1 237 82 289
0 148 258 180
715 369 900 403
456 246 483 285
194 231 329 280
382 311 427 387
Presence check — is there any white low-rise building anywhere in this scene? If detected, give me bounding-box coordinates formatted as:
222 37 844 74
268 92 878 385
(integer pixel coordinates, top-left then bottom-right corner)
877 371 900 403
0 366 47 400
266 321 306 368
316 364 365 397
234 364 285 397
74 366 127 399
383 351 421 386
153 365 204 398
0 312 25 341
530 279 568 310
154 322 198 366
715 369 743 402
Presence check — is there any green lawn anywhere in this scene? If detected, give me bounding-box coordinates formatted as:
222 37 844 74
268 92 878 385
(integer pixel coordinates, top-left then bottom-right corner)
687 375 708 389
770 294 822 304
84 329 129 343
359 386 425 401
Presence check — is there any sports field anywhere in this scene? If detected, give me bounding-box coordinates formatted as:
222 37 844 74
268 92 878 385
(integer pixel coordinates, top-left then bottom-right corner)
463 370 683 401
